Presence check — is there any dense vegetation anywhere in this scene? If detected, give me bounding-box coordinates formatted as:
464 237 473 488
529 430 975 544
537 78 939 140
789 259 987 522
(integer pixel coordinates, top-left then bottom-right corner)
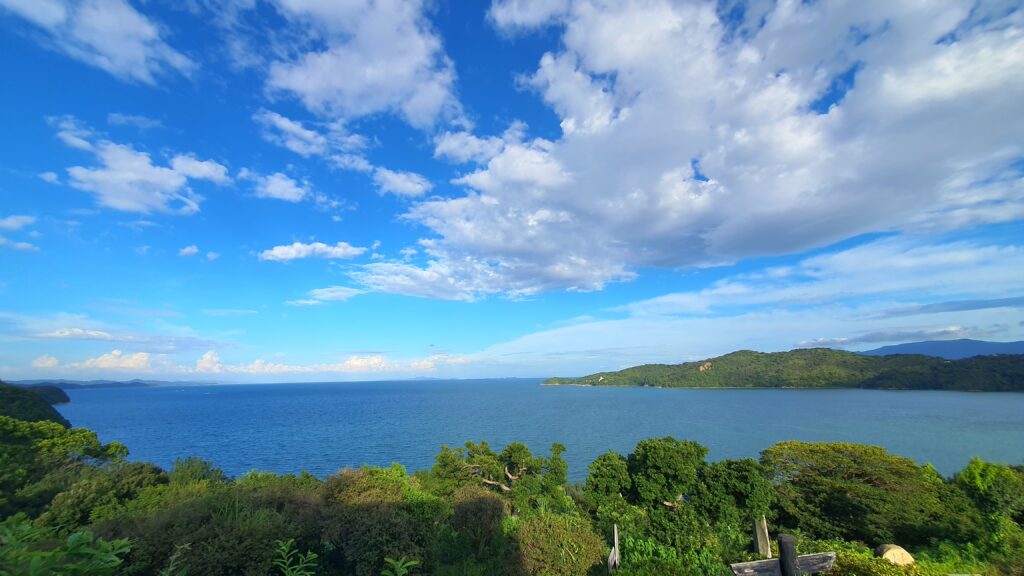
545 348 1024 391
1 396 1022 575
0 380 71 426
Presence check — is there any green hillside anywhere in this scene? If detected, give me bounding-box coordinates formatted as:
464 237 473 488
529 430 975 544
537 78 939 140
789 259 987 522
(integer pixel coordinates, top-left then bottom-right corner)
545 348 1024 391
0 380 71 426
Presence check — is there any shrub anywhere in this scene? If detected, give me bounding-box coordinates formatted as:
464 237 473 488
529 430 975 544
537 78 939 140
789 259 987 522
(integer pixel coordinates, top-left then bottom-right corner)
0 513 130 575
513 512 606 576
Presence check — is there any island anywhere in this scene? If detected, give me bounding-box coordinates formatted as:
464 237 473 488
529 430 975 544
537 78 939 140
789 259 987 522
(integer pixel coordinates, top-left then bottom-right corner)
544 348 1024 391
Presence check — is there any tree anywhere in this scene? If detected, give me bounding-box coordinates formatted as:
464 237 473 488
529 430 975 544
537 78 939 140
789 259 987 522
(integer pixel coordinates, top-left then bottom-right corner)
0 416 127 518
761 441 983 546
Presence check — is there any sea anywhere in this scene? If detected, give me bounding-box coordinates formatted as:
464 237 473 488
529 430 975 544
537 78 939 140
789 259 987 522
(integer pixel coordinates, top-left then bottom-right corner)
57 379 1024 482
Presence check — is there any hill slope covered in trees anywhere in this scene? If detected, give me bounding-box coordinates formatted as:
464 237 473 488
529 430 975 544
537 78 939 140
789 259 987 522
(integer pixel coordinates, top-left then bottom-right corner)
545 348 1024 391
0 380 70 426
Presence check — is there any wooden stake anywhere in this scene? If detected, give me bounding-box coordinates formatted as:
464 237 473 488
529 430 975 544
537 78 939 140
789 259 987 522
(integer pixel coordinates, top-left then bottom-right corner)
755 515 772 559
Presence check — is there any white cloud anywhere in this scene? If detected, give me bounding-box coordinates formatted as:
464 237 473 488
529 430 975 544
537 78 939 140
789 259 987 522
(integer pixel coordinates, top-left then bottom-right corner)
192 350 425 375
372 167 432 197
0 215 36 230
35 327 114 340
0 0 194 84
170 155 231 184
135 245 150 254
107 112 163 130
434 131 504 164
72 349 152 370
455 236 1024 375
250 171 308 202
178 245 199 256
31 354 59 369
59 121 229 214
266 0 461 129
308 285 363 301
254 109 328 156
206 251 220 261
38 172 59 184
0 237 40 251
488 0 570 31
378 1 1024 299
259 241 366 262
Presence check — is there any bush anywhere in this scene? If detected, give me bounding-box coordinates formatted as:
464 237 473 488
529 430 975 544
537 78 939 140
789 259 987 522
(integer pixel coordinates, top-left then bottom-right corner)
513 512 606 576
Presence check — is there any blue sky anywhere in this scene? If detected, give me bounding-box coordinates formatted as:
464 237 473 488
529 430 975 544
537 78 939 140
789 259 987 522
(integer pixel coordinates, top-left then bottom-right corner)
0 0 1021 382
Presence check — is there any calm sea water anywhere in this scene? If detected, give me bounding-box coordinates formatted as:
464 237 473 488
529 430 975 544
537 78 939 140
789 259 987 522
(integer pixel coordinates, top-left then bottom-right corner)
57 379 1024 482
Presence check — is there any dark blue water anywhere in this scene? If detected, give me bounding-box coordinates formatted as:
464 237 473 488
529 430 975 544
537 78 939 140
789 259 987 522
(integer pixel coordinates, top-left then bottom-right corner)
57 380 1024 481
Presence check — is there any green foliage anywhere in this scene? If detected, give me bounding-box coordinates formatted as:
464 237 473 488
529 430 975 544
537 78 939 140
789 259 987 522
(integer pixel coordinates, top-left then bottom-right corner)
584 451 631 503
618 536 731 576
321 465 446 576
425 441 573 516
761 441 983 547
272 538 318 576
513 512 606 576
954 457 1024 518
0 416 127 518
0 382 70 427
0 513 130 576
627 437 707 506
168 456 227 485
545 348 1024 391
381 556 420 576
20 386 71 406
40 462 168 529
450 484 506 557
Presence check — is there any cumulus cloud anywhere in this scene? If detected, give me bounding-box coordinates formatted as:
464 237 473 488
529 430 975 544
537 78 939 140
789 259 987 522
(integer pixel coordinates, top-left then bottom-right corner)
374 1 1024 300
266 0 461 129
247 171 308 202
372 167 432 197
488 0 570 30
259 241 366 262
38 172 59 183
56 118 230 214
206 251 220 261
72 349 152 370
31 354 59 369
433 131 504 164
170 155 230 184
178 245 199 256
0 0 194 84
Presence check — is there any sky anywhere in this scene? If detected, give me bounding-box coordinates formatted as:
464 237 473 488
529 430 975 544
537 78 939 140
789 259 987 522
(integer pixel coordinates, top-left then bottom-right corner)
0 0 1022 383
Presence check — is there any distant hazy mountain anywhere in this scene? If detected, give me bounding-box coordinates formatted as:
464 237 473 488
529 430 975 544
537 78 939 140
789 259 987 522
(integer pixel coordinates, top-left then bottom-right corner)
861 339 1024 360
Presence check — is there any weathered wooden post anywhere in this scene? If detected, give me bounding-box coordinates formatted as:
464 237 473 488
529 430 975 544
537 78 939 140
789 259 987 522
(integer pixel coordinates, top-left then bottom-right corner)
778 534 799 576
729 532 835 575
754 515 771 559
607 523 621 573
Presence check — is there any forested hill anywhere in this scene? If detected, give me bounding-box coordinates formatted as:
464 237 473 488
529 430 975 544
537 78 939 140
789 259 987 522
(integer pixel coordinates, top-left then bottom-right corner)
545 348 1024 391
0 380 70 426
